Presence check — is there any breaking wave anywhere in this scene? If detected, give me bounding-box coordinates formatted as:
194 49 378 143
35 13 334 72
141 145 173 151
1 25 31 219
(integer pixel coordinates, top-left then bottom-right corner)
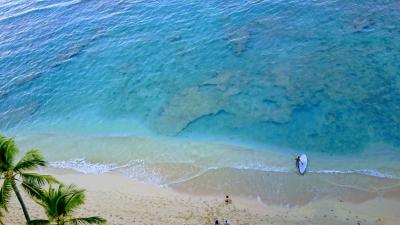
49 158 399 186
49 159 163 184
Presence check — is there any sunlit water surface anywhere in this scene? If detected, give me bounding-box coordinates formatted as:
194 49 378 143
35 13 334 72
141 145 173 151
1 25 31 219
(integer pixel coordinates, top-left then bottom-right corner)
1 0 400 200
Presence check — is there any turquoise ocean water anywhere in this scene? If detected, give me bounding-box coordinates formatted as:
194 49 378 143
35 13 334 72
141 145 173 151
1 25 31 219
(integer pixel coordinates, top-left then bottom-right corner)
1 0 400 191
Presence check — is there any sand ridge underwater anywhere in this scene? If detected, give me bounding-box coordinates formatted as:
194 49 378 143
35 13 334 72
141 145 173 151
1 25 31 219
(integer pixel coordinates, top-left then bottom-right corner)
1 0 400 207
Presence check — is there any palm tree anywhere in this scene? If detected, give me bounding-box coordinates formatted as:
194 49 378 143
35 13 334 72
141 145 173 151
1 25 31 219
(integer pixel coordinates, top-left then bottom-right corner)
28 184 106 225
0 135 57 223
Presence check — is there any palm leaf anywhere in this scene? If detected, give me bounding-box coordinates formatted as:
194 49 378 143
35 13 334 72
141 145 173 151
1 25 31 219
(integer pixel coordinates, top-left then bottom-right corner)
65 217 106 225
20 181 45 203
27 184 106 225
0 178 13 211
44 184 59 219
63 186 85 215
21 173 58 186
27 219 51 225
0 137 18 169
14 149 46 172
51 184 81 217
55 185 67 217
0 135 7 170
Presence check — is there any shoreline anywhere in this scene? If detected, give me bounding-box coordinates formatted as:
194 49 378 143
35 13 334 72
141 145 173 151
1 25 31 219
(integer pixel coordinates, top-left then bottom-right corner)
4 169 400 225
13 132 400 179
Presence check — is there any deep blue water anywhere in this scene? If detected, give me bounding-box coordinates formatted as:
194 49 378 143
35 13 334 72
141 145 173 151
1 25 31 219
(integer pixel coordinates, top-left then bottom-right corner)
1 0 400 155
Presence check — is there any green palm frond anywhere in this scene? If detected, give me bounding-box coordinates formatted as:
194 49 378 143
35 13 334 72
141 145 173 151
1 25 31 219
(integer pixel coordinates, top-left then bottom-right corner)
21 173 58 186
0 178 13 211
55 184 70 216
0 134 57 223
63 185 85 215
21 181 45 204
27 219 51 225
43 184 59 219
14 149 46 172
31 184 106 225
0 136 19 169
0 135 6 170
51 184 83 217
65 217 107 225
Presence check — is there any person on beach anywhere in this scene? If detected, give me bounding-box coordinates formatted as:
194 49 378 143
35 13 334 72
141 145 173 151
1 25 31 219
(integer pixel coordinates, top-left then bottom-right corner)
224 220 230 225
294 155 300 168
224 195 232 204
214 219 220 225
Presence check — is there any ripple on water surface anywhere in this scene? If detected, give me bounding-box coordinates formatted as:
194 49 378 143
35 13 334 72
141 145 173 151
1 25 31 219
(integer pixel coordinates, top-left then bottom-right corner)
1 1 400 163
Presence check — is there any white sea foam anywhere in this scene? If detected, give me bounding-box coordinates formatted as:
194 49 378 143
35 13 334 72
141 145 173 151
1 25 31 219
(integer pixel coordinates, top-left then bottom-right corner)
49 158 163 184
115 160 162 185
217 162 398 179
49 158 399 187
49 158 118 174
312 169 398 179
230 162 290 173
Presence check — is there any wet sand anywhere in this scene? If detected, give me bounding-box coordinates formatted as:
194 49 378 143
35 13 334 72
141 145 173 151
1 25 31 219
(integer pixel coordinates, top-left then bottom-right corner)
170 168 400 206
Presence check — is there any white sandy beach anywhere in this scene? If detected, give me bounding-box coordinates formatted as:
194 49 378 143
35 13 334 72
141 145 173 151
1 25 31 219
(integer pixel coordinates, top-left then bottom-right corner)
4 169 400 225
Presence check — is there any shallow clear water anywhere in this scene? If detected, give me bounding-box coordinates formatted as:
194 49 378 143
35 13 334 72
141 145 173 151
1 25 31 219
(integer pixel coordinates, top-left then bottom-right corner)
1 0 400 182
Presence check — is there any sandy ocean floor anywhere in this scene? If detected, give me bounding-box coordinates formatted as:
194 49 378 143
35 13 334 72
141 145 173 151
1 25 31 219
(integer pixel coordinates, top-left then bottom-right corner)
4 169 400 225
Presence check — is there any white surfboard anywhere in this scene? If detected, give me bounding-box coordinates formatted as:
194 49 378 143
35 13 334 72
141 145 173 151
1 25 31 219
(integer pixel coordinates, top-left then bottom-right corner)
298 154 308 175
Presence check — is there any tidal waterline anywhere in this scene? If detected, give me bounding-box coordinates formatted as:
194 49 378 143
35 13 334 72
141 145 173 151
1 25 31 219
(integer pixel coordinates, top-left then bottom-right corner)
1 0 400 194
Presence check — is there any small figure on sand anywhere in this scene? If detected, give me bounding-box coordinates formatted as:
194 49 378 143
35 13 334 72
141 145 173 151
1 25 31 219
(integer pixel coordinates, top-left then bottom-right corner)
294 155 300 168
224 220 230 225
224 195 232 204
214 219 220 225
